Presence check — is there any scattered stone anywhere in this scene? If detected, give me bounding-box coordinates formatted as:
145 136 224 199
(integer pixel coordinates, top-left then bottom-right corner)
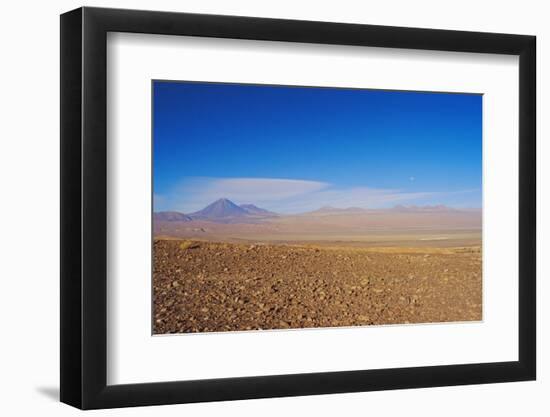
153 240 482 334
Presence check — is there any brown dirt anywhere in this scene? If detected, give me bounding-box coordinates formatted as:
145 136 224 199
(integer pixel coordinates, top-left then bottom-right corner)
153 239 482 334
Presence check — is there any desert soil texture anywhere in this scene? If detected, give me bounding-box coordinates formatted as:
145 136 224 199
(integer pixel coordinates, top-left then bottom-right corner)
153 238 481 334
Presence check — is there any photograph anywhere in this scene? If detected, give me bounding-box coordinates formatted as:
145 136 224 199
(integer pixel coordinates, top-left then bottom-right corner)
152 81 483 334
55 5 538 410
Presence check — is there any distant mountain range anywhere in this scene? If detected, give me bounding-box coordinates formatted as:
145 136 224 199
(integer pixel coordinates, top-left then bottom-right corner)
153 211 193 222
305 206 367 216
390 204 459 213
154 199 474 223
154 198 278 223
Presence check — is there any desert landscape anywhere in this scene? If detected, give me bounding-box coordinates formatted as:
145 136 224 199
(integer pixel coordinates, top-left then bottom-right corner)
152 81 482 334
153 198 482 334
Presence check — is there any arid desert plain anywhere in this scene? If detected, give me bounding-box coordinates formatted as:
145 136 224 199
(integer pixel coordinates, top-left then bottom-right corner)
153 199 482 334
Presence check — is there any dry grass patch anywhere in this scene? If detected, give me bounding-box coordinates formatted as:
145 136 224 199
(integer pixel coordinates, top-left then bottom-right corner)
178 240 200 250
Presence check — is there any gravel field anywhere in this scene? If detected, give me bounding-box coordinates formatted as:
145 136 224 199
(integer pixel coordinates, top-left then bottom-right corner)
153 239 482 334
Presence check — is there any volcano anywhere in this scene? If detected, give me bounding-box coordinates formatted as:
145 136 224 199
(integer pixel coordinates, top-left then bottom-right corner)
189 198 249 220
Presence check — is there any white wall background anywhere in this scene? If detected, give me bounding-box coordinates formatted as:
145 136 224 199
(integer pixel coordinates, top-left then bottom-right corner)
0 0 545 415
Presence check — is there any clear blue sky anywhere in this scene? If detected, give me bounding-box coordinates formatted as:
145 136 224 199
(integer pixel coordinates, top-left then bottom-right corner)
153 81 482 214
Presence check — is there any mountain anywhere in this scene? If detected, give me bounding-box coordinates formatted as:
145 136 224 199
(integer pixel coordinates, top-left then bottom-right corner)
239 204 277 216
390 204 457 213
189 198 249 220
314 205 339 213
154 211 192 222
305 206 367 215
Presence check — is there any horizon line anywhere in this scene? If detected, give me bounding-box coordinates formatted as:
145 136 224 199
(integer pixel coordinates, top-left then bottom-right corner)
154 198 482 216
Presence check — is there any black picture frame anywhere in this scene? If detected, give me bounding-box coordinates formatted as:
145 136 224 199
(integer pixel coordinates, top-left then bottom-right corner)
60 6 536 410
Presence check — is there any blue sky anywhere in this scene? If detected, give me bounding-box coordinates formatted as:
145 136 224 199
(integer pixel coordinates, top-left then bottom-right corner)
153 81 482 214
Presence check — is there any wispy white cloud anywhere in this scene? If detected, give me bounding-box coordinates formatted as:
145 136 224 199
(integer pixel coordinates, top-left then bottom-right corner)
156 177 328 213
154 177 479 214
190 177 328 201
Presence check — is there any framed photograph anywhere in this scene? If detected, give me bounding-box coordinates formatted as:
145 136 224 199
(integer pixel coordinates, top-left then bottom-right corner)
60 7 536 409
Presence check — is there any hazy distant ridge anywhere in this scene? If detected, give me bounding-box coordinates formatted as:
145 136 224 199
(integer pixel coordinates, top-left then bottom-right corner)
153 211 192 222
239 203 278 216
155 199 479 222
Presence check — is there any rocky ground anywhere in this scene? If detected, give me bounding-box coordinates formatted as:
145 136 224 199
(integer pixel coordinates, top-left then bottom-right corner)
153 239 482 334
